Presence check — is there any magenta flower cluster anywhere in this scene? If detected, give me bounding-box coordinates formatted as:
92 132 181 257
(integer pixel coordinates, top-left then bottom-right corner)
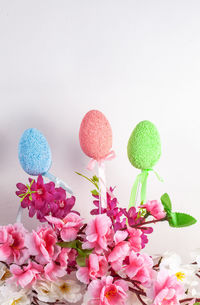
16 175 76 222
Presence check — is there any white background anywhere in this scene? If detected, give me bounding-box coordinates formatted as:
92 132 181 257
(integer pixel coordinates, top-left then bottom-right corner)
0 0 200 260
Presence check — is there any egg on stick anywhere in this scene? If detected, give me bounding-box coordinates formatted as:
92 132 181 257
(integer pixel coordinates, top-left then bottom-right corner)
79 110 114 212
17 128 73 222
127 120 161 207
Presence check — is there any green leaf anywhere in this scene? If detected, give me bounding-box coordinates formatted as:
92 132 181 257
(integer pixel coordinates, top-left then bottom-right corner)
57 240 93 257
77 247 93 257
91 189 99 196
76 255 87 267
75 240 82 248
75 172 99 190
75 172 93 184
92 175 99 182
168 212 197 228
77 248 85 256
82 249 93 257
193 303 200 305
161 193 172 213
57 240 78 249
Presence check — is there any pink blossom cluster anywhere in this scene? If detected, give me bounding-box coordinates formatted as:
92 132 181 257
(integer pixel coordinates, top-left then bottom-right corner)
91 189 167 249
0 211 188 305
141 200 166 220
74 213 184 305
0 177 185 305
0 214 82 287
16 175 76 222
147 269 185 305
76 214 154 290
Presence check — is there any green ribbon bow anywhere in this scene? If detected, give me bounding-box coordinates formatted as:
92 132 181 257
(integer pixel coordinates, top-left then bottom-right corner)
129 169 163 209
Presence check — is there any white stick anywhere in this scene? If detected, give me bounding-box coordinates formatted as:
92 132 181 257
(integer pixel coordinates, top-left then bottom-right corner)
16 206 22 223
98 162 107 213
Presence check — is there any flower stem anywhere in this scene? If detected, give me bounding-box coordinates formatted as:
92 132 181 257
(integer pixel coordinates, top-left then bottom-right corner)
78 223 87 234
135 293 148 305
129 287 146 296
132 217 167 228
180 298 200 303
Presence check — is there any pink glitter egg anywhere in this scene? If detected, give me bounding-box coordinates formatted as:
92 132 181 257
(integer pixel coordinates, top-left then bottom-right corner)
79 110 112 161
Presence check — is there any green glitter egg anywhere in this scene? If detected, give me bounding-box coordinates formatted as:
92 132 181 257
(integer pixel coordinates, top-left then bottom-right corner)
127 120 161 170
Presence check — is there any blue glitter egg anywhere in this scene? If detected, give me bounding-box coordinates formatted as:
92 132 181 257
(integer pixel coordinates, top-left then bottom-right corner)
18 128 52 175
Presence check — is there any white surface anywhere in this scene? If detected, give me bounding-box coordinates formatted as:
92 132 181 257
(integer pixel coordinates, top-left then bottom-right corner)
0 0 200 260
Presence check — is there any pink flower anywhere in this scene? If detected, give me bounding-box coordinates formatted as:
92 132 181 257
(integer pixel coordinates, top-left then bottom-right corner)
46 212 83 242
108 231 130 271
44 261 66 281
55 248 76 268
127 227 142 252
0 223 29 265
147 269 184 305
26 226 59 264
82 214 113 254
141 200 166 220
88 276 128 305
125 251 154 287
77 254 108 284
10 261 43 288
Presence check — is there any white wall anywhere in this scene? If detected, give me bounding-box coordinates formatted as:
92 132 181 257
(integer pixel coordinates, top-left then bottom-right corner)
0 0 199 260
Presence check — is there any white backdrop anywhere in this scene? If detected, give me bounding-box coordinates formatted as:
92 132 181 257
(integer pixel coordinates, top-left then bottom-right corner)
0 0 200 260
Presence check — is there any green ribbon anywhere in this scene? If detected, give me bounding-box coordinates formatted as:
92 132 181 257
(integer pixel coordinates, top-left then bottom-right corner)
129 169 163 209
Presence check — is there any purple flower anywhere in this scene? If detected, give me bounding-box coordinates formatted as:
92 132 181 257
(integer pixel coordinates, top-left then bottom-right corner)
140 227 153 248
121 207 142 227
16 175 77 222
50 191 76 219
122 207 153 248
91 187 126 231
16 178 34 208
